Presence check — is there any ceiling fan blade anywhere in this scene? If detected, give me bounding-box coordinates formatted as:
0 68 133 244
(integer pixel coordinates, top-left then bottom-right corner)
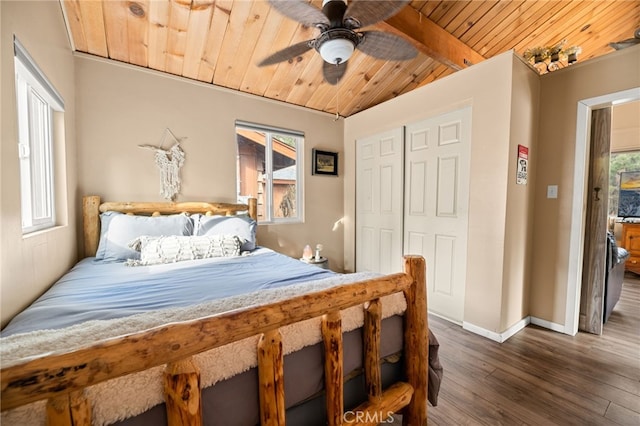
344 0 410 29
323 61 348 85
608 39 640 51
357 31 417 61
258 40 314 66
268 0 330 28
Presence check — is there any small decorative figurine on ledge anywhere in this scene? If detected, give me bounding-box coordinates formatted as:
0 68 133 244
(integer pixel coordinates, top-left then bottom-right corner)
302 244 313 261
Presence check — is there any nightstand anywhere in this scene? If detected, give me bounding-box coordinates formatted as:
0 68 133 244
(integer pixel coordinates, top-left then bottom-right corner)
300 256 329 270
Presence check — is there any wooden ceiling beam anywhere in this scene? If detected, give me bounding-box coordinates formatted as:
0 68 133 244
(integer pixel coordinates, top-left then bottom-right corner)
376 6 485 71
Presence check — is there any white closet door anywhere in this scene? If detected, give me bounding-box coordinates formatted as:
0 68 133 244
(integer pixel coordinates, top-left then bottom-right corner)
356 128 404 274
404 106 471 323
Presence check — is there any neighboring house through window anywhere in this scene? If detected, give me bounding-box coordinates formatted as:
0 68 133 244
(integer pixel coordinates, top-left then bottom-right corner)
14 37 64 234
236 121 303 223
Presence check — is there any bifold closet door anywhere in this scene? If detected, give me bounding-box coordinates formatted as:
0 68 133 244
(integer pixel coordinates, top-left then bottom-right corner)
355 128 404 274
404 106 471 324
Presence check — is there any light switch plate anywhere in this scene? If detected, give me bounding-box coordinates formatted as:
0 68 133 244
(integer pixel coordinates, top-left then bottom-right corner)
547 185 558 199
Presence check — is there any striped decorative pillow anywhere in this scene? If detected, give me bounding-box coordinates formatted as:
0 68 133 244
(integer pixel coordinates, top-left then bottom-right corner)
126 235 241 266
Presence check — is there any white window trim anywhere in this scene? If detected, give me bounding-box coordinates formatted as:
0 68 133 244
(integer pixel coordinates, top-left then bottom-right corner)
236 121 304 224
14 36 64 234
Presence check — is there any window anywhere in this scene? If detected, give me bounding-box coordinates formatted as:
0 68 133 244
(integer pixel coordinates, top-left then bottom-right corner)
236 121 303 223
609 150 640 217
14 37 64 234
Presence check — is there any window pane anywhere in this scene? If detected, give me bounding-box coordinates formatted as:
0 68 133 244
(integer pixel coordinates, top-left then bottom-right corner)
237 129 266 221
28 89 52 222
236 124 303 223
272 134 297 218
14 38 61 233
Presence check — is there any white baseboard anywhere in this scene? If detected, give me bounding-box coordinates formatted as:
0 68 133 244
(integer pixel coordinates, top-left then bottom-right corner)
428 310 462 326
529 316 568 334
452 316 569 343
462 317 531 343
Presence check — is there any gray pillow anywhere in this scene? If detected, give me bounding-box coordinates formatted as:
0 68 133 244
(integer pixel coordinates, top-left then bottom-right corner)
95 211 194 262
192 214 257 251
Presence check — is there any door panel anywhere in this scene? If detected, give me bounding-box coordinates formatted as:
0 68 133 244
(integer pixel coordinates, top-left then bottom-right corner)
356 128 404 274
434 234 456 295
579 107 611 335
437 156 459 217
404 106 471 323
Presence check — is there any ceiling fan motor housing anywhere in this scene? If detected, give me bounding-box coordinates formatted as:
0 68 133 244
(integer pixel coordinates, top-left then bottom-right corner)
322 0 348 28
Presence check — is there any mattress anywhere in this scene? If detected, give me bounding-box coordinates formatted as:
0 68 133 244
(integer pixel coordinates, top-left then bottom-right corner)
2 248 335 336
1 248 409 425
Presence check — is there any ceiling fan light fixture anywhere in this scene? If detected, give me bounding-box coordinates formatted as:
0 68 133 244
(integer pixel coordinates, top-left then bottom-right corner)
319 38 355 65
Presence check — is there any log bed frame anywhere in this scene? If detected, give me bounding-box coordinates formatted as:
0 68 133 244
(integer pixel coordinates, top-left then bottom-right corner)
1 196 428 426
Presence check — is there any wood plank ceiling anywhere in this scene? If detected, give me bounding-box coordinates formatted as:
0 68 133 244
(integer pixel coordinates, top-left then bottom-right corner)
61 0 640 117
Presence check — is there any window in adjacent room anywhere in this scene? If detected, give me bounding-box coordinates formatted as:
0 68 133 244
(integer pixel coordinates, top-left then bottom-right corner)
609 150 640 217
235 121 304 223
14 37 65 234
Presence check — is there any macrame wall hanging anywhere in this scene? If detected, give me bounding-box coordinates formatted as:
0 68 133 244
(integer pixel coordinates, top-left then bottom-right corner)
138 128 186 201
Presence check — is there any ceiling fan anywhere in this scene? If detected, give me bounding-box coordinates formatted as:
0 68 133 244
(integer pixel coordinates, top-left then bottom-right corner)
609 28 640 50
258 0 418 85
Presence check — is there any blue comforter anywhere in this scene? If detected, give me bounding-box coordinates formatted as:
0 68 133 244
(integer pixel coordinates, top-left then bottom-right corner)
2 248 335 336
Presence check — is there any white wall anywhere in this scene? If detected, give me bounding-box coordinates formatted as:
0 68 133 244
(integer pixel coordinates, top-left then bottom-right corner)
1 1 78 327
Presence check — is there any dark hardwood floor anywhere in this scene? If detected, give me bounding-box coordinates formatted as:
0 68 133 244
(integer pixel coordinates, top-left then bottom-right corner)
426 274 640 426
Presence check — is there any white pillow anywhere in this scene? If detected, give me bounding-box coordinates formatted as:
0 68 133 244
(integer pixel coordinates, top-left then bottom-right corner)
192 214 257 251
96 212 194 262
126 235 241 266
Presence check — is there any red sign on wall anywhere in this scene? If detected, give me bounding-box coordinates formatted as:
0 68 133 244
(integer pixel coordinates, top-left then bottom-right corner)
517 145 528 185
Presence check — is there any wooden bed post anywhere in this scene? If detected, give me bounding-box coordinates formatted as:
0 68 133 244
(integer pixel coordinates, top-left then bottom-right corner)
322 311 343 426
402 255 428 425
248 197 258 221
164 358 202 426
257 329 286 426
83 196 101 258
46 390 91 426
364 299 382 402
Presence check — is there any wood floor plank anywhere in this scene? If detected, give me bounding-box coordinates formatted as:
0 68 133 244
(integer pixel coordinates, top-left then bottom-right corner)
425 274 640 425
605 402 640 425
441 352 557 425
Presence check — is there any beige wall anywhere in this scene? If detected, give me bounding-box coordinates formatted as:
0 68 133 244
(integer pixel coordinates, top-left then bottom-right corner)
530 46 640 325
611 100 640 153
344 51 537 334
500 55 539 331
1 1 78 326
74 56 345 270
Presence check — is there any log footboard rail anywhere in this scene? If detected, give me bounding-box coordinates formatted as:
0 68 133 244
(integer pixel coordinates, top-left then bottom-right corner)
1 256 428 426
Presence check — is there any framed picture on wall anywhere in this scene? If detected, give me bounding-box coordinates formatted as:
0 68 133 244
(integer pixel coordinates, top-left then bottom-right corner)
312 149 338 176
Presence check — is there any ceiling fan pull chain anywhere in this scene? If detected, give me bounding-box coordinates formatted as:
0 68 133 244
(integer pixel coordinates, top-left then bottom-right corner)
335 87 340 120
335 79 341 121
